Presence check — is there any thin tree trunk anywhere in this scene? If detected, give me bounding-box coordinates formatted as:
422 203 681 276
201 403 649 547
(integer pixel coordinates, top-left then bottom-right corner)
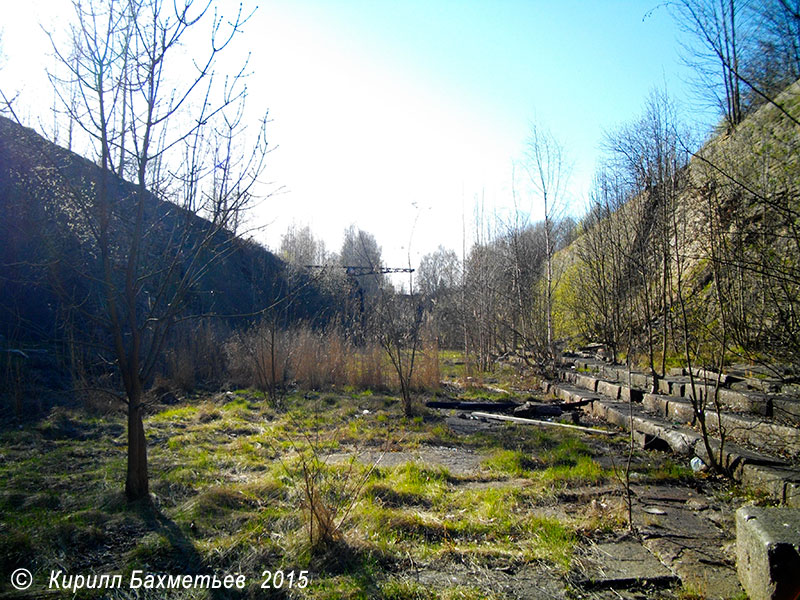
126 393 149 500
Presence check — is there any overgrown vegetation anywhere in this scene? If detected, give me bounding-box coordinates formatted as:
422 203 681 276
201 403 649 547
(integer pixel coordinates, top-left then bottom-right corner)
0 2 797 598
0 379 698 598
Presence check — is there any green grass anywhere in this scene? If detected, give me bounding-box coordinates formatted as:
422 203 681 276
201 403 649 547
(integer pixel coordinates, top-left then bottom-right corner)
641 459 695 483
482 449 542 477
0 379 701 598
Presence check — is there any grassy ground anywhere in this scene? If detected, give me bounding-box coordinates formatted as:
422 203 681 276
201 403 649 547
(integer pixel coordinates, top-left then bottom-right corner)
0 378 700 599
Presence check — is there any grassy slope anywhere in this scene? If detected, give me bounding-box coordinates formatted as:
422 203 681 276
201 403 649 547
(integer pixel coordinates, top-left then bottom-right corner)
552 81 800 358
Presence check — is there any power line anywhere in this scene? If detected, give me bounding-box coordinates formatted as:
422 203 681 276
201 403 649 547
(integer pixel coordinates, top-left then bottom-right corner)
304 265 414 276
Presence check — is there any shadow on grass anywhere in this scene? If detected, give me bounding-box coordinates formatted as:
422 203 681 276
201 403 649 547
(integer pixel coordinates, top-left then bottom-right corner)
129 499 256 600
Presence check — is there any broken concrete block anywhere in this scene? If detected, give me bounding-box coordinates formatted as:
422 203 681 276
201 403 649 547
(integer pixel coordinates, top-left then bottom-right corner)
669 380 686 398
603 404 628 427
661 428 699 455
633 430 673 452
574 373 598 392
736 506 800 600
597 380 621 400
630 372 651 390
667 399 696 424
620 386 644 403
718 387 768 415
740 464 792 504
643 393 669 417
772 398 800 426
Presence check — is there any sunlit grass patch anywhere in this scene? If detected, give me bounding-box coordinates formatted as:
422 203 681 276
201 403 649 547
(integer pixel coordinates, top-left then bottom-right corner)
150 405 198 422
380 578 497 600
160 445 219 488
366 484 432 508
380 578 437 600
482 449 542 477
457 387 513 401
540 435 591 467
465 423 561 453
520 515 576 571
536 455 606 485
448 486 523 522
639 458 694 482
220 394 258 418
305 574 371 600
361 506 452 549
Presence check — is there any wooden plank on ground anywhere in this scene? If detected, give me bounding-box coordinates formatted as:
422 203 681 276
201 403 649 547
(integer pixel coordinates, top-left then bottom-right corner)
471 412 615 435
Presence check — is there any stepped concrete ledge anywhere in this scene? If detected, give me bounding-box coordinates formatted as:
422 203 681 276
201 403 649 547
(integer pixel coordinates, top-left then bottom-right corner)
641 394 800 457
563 367 800 424
562 368 800 453
566 358 800 427
736 506 800 600
545 378 800 506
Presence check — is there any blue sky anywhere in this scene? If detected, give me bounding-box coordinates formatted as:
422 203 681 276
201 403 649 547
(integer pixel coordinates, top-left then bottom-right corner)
1 1 715 270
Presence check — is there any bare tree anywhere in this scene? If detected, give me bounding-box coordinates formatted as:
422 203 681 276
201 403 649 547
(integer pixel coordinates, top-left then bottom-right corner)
573 168 630 362
523 123 569 369
0 31 21 124
340 225 384 301
417 245 460 297
47 0 269 500
672 0 800 128
671 0 748 127
374 289 424 417
462 196 502 372
280 222 327 266
747 0 800 104
417 245 461 348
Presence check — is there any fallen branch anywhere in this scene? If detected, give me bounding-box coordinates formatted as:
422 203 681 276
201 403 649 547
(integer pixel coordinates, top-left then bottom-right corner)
426 400 519 412
470 412 614 435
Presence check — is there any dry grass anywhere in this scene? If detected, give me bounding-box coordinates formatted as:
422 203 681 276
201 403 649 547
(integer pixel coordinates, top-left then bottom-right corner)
162 321 229 391
411 341 441 390
0 380 708 599
226 323 440 395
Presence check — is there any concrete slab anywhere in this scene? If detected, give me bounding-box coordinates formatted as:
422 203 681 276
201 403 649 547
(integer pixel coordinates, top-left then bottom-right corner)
736 506 800 600
630 372 651 390
645 539 743 599
620 386 644 403
577 540 677 589
635 485 743 600
643 393 669 417
575 373 599 392
773 397 800 426
597 380 622 400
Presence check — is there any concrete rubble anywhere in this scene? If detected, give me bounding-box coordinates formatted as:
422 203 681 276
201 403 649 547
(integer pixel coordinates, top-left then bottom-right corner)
736 506 800 600
544 355 800 599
